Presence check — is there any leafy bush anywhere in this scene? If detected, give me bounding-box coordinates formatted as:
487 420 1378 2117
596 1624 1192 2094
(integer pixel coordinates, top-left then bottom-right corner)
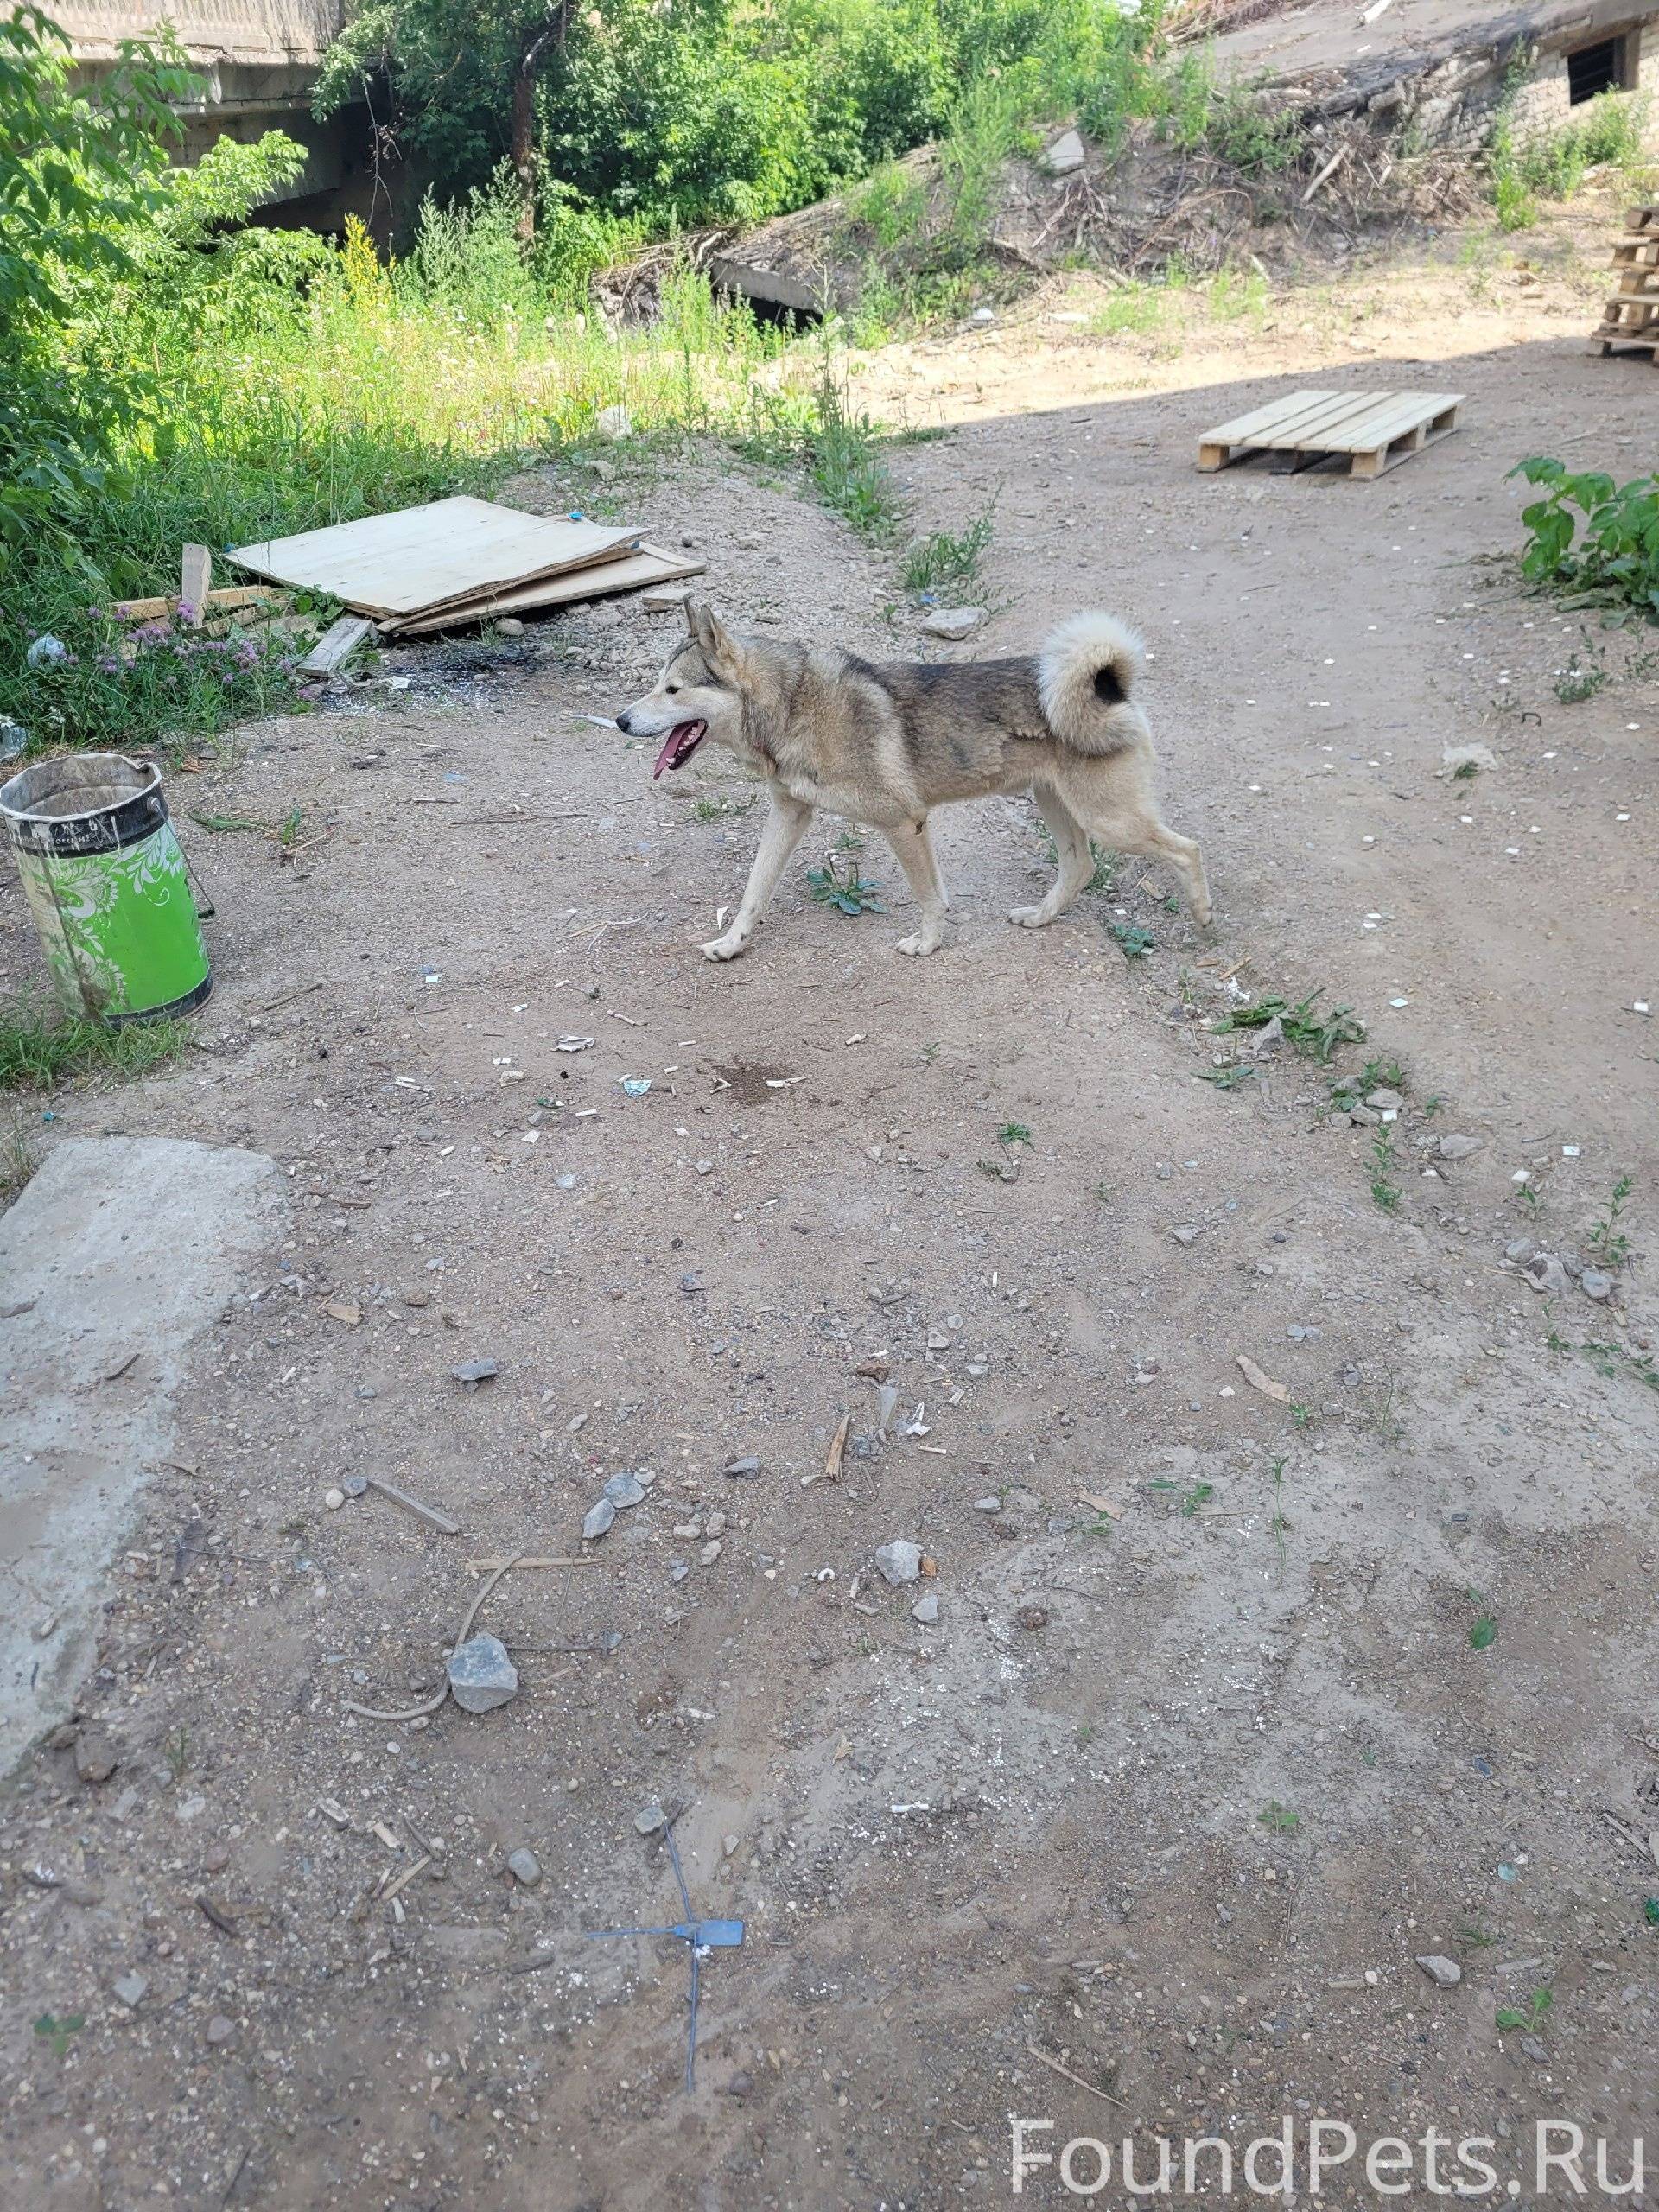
1490 88 1649 229
1510 457 1659 614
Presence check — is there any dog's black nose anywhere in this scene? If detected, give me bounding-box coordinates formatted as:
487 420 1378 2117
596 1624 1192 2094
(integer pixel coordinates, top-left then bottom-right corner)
614 710 632 734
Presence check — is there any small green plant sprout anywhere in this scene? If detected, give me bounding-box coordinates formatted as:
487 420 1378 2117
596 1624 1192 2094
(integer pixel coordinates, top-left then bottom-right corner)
692 794 755 822
1467 1589 1498 1650
1554 646 1608 704
1108 920 1155 959
996 1120 1033 1148
901 509 994 595
1460 1924 1500 1950
1179 1479 1214 1516
1269 1454 1289 1569
1198 1061 1260 1092
1370 1127 1402 1213
1258 1800 1300 1834
1643 1897 1659 1927
805 855 887 916
1451 757 1481 781
164 1725 191 1782
1212 989 1363 1064
33 2013 86 2060
1496 1987 1552 2035
1331 1055 1407 1111
1587 1173 1636 1269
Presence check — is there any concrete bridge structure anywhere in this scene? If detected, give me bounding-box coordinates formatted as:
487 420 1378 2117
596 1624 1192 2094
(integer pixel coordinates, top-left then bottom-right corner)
56 0 375 219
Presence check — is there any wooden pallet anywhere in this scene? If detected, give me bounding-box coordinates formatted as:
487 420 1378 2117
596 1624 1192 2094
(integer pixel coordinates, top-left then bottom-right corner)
1611 236 1659 268
1613 267 1659 297
1197 389 1464 480
1625 204 1659 233
1597 333 1659 362
1598 294 1659 334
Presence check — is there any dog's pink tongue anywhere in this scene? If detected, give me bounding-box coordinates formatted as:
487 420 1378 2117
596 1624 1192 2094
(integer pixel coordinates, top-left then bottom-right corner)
652 729 681 779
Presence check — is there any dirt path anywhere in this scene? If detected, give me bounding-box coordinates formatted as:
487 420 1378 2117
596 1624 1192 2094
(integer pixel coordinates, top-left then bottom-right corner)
3 209 1657 2211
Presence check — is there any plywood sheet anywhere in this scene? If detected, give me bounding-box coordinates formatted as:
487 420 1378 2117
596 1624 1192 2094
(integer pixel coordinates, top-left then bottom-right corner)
230 498 643 620
389 545 708 637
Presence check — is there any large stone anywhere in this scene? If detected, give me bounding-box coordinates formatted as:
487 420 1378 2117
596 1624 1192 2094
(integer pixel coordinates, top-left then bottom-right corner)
1438 1135 1483 1160
1415 1954 1462 1988
582 1497 617 1541
922 606 986 641
446 1634 518 1714
1039 128 1086 175
874 1540 923 1586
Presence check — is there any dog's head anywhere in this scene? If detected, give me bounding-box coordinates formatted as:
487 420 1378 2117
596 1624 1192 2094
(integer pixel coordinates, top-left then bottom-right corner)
616 601 748 779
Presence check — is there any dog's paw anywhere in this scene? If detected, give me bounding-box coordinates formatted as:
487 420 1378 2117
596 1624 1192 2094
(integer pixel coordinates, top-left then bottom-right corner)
701 931 751 963
896 931 942 957
1007 903 1052 930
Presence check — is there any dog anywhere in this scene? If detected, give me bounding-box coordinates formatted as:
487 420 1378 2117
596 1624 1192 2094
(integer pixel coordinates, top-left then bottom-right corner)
615 601 1210 963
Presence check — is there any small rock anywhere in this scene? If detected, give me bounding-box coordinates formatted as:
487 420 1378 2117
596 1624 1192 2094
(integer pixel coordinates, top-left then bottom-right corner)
582 1497 617 1541
1039 127 1086 175
496 617 524 638
1504 1237 1536 1264
969 306 995 326
324 1487 346 1510
722 1833 740 1857
602 1471 647 1510
922 606 987 640
1438 1135 1483 1160
597 403 632 440
341 1475 368 1497
1580 1268 1614 1301
1364 1088 1405 1112
451 1358 498 1385
722 1456 761 1478
1416 1954 1462 1988
74 1732 119 1785
1524 1253 1570 1297
1170 1224 1199 1246
506 1848 542 1887
202 1840 230 1872
1018 1605 1049 1631
874 1539 923 1586
695 1159 714 1175
1442 742 1497 775
206 2015 236 2047
912 1592 940 1625
112 1972 149 2010
634 1802 667 1836
700 1540 723 1565
973 1496 1001 1512
446 1633 518 1714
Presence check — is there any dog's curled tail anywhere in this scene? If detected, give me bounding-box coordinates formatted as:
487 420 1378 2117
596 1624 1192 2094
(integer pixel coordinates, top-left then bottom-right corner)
1038 610 1147 757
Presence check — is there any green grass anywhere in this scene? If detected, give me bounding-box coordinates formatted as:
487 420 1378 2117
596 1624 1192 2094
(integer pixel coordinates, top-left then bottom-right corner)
0 999 188 1093
805 855 887 914
902 510 994 594
996 1119 1034 1147
1491 90 1649 230
1211 990 1364 1064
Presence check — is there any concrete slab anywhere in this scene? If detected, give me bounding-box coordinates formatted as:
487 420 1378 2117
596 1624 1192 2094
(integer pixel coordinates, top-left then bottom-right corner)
0 1138 285 1775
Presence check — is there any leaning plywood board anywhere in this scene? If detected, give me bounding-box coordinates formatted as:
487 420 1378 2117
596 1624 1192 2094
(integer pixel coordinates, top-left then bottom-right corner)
390 544 709 637
230 498 643 621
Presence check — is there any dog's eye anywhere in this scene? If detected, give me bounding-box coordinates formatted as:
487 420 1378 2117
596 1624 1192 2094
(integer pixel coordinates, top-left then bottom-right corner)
665 682 680 695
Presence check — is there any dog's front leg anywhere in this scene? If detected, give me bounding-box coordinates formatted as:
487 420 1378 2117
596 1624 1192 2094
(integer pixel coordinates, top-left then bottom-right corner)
702 791 815 962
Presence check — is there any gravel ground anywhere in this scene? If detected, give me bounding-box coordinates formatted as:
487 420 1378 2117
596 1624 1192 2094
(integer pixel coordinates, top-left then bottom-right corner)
3 202 1656 2212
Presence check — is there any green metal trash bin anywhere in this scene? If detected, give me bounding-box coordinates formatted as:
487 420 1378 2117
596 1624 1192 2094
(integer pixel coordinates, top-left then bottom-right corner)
0 753 213 1024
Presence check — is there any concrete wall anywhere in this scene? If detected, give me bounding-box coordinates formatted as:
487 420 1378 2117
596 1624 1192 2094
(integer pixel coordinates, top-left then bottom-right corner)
58 0 376 224
1362 15 1658 149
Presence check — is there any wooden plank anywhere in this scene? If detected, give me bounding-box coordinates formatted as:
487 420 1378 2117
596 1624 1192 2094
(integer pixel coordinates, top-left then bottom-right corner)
1202 389 1346 446
1274 391 1413 449
230 498 645 620
1254 392 1385 448
298 614 374 677
1611 238 1659 266
1337 391 1463 452
1626 205 1659 232
1615 268 1659 296
388 544 708 638
181 543 213 619
111 585 281 622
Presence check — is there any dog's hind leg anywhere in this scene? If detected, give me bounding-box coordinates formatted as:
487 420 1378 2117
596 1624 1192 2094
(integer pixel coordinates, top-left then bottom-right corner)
702 791 814 962
885 815 950 957
1010 785 1096 930
1066 794 1211 926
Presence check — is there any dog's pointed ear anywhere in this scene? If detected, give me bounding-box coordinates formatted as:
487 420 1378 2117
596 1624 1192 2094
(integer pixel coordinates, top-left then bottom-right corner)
687 598 741 679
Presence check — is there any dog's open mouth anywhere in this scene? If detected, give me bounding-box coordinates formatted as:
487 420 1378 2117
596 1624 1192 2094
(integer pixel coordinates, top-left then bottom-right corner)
652 719 707 779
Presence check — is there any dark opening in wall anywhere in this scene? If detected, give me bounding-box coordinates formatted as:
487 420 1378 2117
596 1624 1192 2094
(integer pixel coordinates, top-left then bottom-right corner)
1566 35 1628 103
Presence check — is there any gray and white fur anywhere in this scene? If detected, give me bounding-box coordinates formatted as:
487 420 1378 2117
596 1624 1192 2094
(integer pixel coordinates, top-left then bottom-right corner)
616 601 1210 963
